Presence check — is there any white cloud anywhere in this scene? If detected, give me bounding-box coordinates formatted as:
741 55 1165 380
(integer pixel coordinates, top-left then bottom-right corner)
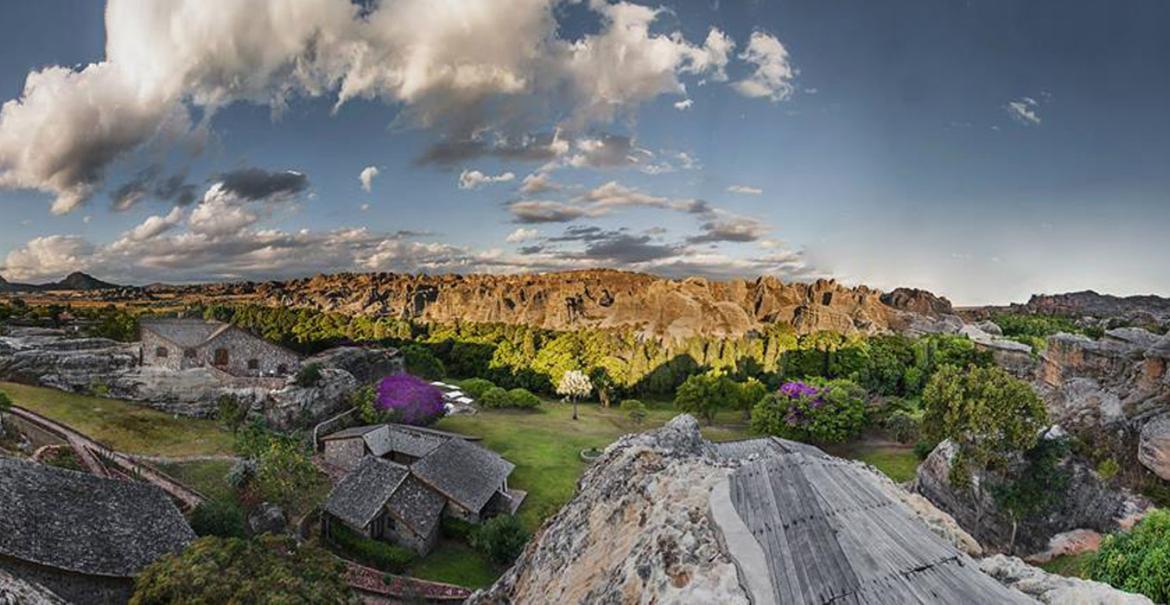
673 99 693 111
1 235 96 280
117 207 184 243
360 203 370 211
1006 97 1041 126
506 227 539 243
519 172 559 194
359 166 379 192
458 169 516 190
727 184 763 195
732 32 797 102
0 0 758 213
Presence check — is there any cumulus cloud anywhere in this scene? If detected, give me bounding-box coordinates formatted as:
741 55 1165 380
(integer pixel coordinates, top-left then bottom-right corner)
1006 97 1041 126
458 169 516 190
506 227 539 243
508 200 601 223
519 172 559 194
688 212 771 243
359 166 379 192
732 32 797 102
118 207 184 243
0 0 775 212
726 184 762 195
1 235 96 280
673 99 693 111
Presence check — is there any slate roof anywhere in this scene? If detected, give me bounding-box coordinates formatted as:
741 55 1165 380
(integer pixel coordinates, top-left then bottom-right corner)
322 424 395 457
0 458 195 578
386 425 450 459
321 424 385 441
139 318 232 348
386 475 447 538
719 439 1033 604
411 438 515 513
323 457 410 530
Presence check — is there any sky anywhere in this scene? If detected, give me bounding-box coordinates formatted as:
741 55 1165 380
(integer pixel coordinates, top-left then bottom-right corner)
0 0 1167 305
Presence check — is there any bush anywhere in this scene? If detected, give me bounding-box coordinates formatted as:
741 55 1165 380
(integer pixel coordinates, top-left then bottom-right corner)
913 440 937 460
481 386 511 408
750 379 867 443
506 388 541 409
459 378 497 399
885 411 920 445
375 374 446 425
1097 458 1121 481
190 498 246 538
226 459 257 490
216 395 248 431
471 515 530 565
294 363 323 388
329 522 415 573
1089 509 1170 603
402 344 446 381
620 399 647 425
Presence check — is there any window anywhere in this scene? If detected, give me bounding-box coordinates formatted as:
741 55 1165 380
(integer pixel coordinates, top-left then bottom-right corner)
155 346 168 358
184 349 197 358
214 348 229 366
247 359 260 370
277 364 289 375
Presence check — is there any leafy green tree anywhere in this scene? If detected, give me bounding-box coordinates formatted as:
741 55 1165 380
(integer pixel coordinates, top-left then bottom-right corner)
620 399 648 426
991 437 1070 552
750 379 867 443
471 515 530 565
674 371 737 425
401 344 446 380
556 370 592 421
736 377 768 420
922 364 1047 487
249 435 319 515
1089 509 1170 603
459 378 497 399
130 536 355 604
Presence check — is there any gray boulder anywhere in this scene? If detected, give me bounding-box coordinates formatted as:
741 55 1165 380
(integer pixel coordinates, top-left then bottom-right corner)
248 502 287 535
1138 415 1170 481
305 345 403 385
979 555 1152 605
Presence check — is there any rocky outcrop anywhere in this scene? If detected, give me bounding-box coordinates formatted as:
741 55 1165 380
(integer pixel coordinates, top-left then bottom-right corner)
0 568 65 605
881 287 955 316
304 346 403 385
979 555 1153 605
913 439 1150 555
1025 291 1170 325
1138 416 1170 481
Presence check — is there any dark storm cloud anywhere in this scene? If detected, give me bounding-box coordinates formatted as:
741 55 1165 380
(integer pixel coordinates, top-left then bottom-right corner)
416 132 564 166
217 168 309 201
109 166 197 211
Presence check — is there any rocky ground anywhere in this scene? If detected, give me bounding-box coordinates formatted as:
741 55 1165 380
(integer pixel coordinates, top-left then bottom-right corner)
469 416 1148 605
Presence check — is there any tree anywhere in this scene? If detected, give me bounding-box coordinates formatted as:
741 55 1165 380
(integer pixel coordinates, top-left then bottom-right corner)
673 371 737 425
620 399 647 426
736 377 768 420
252 437 319 515
471 515 530 565
401 344 446 380
189 498 247 538
556 370 592 421
130 536 355 604
750 379 867 443
1089 509 1170 603
375 374 446 425
922 364 1047 486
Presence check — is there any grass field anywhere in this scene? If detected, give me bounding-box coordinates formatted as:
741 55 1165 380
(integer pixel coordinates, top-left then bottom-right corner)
0 381 234 457
822 438 922 483
1039 551 1095 579
157 459 236 500
409 541 500 589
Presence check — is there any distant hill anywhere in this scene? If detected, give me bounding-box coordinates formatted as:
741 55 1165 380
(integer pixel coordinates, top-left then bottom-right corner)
0 272 121 293
1025 290 1170 320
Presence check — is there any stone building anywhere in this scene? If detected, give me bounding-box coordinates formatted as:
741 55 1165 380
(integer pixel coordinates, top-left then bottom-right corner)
139 318 300 378
321 423 524 555
0 458 195 605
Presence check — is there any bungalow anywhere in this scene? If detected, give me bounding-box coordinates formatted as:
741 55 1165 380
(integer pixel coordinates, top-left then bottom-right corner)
320 423 524 555
139 318 300 378
0 458 195 605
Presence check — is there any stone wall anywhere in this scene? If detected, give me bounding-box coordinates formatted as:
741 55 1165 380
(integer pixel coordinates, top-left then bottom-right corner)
198 328 300 377
140 329 179 371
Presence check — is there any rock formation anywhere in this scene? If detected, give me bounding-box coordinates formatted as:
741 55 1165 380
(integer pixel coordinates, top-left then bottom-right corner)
978 555 1153 605
470 416 1146 604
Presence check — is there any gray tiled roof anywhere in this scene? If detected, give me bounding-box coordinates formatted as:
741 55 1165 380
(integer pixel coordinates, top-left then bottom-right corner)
386 425 449 459
139 318 232 348
0 458 195 578
322 425 395 457
323 457 409 530
386 475 446 538
321 424 386 441
411 438 515 513
721 442 1033 604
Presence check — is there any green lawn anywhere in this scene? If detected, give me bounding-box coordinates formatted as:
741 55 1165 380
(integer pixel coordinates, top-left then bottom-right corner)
1039 551 1095 579
433 399 752 530
0 381 235 457
409 541 500 589
822 440 922 483
157 459 236 500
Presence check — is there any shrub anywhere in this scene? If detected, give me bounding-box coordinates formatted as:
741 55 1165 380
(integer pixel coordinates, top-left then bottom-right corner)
375 374 445 425
216 395 249 431
506 388 541 409
885 411 920 445
1089 509 1170 603
750 379 867 443
253 438 319 515
913 440 937 460
674 371 739 425
328 522 415 573
440 516 477 541
459 378 497 399
189 498 246 538
402 344 446 380
294 363 323 388
481 386 511 409
620 399 647 425
225 459 257 490
471 515 530 565
1097 458 1121 481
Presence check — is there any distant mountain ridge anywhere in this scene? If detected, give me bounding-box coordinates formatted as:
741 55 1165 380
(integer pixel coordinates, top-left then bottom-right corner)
1024 290 1170 320
0 272 120 292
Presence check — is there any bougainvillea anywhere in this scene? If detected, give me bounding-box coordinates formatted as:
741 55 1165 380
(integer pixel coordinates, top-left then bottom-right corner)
375 374 445 426
750 379 867 443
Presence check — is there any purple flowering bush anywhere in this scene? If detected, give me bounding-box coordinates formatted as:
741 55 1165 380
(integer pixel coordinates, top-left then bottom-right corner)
750 379 867 443
374 374 445 426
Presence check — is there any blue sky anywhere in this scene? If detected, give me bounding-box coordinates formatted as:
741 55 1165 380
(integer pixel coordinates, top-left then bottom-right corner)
0 0 1167 305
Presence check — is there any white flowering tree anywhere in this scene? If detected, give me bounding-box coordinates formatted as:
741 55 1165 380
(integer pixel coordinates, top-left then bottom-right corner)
556 370 593 421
